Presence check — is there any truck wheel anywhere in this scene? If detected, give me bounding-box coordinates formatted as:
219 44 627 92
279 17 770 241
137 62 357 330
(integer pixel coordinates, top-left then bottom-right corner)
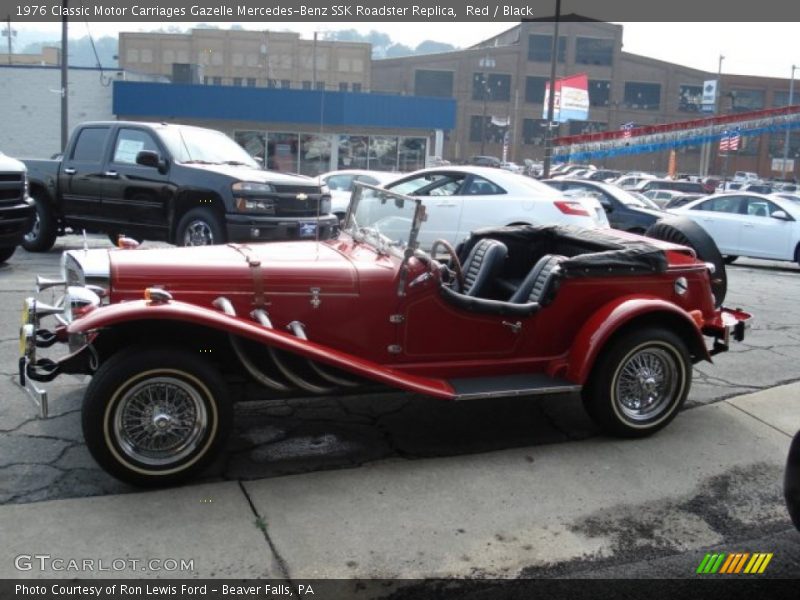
22 192 57 252
645 216 726 307
176 208 225 246
582 327 691 438
0 246 15 263
82 347 232 487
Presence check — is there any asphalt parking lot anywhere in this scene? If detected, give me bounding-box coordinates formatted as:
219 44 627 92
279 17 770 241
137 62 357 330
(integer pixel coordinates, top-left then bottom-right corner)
1 235 798 578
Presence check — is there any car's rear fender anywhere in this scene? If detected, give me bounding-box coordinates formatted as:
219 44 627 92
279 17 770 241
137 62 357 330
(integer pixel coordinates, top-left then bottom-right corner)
565 296 710 385
68 299 455 399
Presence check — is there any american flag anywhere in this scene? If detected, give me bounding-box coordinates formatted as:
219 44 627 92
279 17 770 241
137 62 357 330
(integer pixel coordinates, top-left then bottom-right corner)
719 128 741 152
621 122 635 139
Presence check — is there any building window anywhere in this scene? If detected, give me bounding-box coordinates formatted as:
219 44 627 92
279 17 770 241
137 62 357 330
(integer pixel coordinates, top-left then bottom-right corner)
126 48 139 63
575 38 614 66
527 34 565 63
399 137 427 171
302 81 312 90
232 77 243 87
588 80 611 107
678 84 703 112
139 48 151 63
352 82 362 93
315 81 325 91
525 76 548 104
351 58 364 73
338 57 351 72
769 131 800 159
338 135 369 169
211 51 223 66
729 89 765 112
268 79 278 88
299 134 332 176
246 78 257 87
232 53 244 67
369 136 399 170
203 76 209 85
773 91 792 107
234 131 266 164
472 73 511 102
281 79 291 89
212 76 222 85
267 133 299 171
522 119 548 146
735 135 760 156
414 70 454 98
246 54 258 67
469 116 506 143
339 82 349 92
623 82 661 110
568 121 607 136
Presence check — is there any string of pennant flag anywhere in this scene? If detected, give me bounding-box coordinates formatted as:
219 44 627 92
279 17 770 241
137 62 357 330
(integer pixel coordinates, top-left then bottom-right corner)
553 105 800 163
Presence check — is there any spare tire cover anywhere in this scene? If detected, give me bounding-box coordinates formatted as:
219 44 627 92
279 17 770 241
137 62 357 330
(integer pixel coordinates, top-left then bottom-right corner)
645 216 726 307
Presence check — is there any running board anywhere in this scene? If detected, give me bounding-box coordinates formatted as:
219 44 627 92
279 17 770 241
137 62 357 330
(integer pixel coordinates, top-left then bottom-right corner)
449 374 581 401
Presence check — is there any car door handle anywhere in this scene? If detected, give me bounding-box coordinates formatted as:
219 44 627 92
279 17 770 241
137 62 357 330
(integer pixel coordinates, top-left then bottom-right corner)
104 171 119 178
63 168 76 175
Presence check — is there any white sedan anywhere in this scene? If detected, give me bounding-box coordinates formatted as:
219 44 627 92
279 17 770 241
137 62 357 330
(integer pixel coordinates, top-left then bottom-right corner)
670 192 800 265
384 166 609 250
318 169 399 219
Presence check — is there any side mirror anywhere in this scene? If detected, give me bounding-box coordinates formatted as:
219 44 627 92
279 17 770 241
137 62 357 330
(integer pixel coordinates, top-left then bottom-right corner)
136 150 167 174
771 210 792 221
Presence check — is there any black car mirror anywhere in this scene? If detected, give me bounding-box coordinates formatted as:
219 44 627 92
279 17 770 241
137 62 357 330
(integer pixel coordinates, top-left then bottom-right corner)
136 150 168 174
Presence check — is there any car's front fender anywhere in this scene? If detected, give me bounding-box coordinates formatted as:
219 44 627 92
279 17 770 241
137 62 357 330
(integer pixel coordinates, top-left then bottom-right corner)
565 295 709 385
67 299 455 399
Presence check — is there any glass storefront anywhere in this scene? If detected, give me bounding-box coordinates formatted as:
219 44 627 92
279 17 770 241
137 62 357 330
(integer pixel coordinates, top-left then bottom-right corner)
235 130 428 175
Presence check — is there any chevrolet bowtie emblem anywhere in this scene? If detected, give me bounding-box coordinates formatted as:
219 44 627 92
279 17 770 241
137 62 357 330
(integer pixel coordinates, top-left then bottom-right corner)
296 193 308 201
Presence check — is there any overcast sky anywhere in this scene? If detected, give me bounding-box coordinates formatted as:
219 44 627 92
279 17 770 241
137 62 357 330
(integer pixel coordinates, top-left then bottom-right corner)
11 21 800 80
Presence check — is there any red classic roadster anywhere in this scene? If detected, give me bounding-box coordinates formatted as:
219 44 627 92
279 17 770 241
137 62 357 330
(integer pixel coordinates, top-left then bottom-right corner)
19 185 750 486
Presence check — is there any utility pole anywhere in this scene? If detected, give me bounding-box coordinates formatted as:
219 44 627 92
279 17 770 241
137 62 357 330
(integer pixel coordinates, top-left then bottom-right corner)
4 16 15 64
60 0 68 152
542 0 561 179
782 64 797 181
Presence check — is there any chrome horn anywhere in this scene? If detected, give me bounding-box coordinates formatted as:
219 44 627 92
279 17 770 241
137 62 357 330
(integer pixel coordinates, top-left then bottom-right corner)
36 276 66 293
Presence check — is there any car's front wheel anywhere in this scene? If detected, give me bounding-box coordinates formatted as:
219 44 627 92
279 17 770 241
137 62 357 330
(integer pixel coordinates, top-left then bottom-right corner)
82 347 232 487
176 208 225 246
583 327 691 438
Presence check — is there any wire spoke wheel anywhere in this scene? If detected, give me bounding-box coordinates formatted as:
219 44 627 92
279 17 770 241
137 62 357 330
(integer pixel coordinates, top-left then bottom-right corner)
113 376 207 466
614 346 678 422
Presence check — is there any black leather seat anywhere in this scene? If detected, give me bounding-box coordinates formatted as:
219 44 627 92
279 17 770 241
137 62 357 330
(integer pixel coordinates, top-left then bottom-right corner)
460 239 508 297
509 254 566 305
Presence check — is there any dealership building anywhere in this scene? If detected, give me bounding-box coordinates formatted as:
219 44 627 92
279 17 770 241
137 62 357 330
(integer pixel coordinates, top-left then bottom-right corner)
2 21 797 178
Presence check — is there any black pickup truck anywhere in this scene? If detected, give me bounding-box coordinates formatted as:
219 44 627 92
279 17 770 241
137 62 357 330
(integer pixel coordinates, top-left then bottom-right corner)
23 121 336 251
0 152 34 263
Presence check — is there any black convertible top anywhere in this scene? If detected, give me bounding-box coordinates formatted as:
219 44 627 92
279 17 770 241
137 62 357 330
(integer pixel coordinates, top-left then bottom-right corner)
459 224 672 277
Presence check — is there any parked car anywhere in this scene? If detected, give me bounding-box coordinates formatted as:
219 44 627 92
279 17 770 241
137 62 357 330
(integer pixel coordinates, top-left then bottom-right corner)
740 182 773 195
318 169 398 220
384 166 609 250
470 155 502 168
587 169 621 182
544 179 663 234
22 121 336 251
632 178 706 195
0 152 35 263
644 189 686 209
499 161 525 174
664 193 705 210
612 174 656 189
670 192 800 265
17 183 750 485
733 171 759 183
786 431 800 531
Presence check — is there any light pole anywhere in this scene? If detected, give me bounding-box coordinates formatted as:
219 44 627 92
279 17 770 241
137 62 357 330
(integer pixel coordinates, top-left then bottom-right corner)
60 0 68 152
542 0 562 179
478 55 495 156
781 64 797 181
701 54 724 176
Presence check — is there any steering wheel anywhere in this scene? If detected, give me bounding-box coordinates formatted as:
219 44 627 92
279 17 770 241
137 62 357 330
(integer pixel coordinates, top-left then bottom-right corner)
430 239 465 292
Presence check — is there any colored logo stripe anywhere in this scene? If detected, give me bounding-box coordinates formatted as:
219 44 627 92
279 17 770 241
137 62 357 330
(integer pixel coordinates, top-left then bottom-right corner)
697 552 772 574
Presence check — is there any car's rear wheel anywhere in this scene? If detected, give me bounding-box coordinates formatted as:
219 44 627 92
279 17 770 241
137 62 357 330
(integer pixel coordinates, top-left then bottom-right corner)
22 191 57 252
724 255 738 264
645 216 726 307
583 327 691 438
82 347 232 487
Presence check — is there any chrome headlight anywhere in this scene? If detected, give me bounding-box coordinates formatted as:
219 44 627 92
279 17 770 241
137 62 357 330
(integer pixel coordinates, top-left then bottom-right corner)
63 286 101 323
60 249 111 288
232 182 276 193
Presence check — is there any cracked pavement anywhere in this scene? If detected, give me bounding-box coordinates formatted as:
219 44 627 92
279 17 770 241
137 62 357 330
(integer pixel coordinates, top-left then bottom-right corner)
1 237 799 507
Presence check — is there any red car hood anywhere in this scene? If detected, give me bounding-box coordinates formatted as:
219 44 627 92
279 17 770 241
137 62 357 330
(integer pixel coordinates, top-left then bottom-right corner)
109 241 358 298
